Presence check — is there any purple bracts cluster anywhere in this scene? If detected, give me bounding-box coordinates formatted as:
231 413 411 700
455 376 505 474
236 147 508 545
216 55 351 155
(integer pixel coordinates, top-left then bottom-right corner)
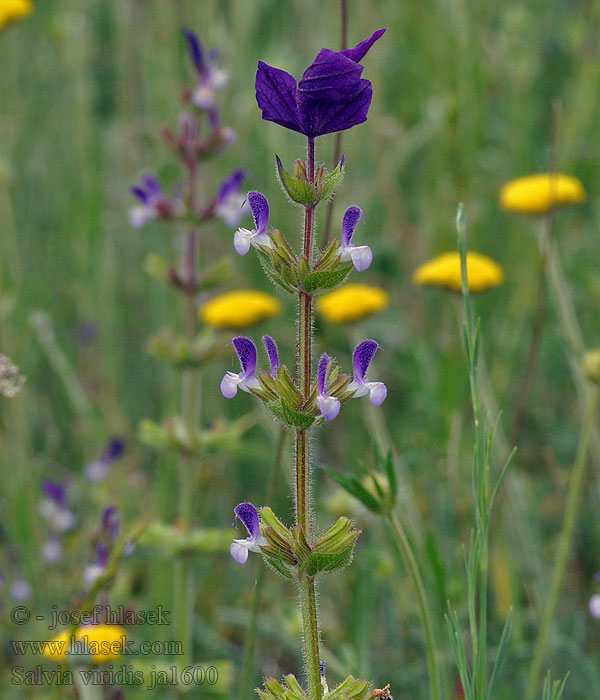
255 29 385 137
230 502 267 564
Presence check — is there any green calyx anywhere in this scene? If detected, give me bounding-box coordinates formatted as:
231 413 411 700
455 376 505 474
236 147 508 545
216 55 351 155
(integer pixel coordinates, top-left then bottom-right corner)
276 155 317 207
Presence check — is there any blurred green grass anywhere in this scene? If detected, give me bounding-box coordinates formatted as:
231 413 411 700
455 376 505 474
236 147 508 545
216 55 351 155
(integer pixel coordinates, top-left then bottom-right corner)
2 0 600 698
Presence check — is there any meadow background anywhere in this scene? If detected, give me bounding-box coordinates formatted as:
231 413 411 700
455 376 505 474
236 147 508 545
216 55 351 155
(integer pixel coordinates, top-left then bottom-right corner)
1 0 600 698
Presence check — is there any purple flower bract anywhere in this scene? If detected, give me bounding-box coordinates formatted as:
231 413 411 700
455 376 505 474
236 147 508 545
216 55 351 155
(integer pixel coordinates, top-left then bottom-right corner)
255 29 385 138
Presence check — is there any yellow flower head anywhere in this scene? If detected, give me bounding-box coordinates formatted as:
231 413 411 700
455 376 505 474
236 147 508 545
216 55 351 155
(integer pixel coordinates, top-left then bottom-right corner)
199 290 281 329
43 625 126 664
0 0 33 30
499 173 585 215
413 251 504 293
316 284 389 324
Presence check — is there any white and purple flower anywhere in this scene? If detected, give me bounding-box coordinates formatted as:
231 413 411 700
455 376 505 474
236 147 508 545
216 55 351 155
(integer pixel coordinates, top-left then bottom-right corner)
39 479 75 533
233 191 272 256
230 502 268 565
339 206 372 272
316 353 341 422
84 437 126 482
183 29 228 111
348 340 387 406
221 337 262 399
129 175 178 229
211 169 250 227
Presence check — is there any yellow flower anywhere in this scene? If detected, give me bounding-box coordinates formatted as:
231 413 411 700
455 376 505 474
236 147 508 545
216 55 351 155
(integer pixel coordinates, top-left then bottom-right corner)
499 173 585 215
199 290 281 329
413 252 504 293
43 625 126 664
0 0 33 30
316 284 389 324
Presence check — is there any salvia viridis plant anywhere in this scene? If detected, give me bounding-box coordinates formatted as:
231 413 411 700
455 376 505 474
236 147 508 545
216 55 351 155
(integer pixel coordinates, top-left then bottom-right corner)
222 28 390 700
129 28 272 671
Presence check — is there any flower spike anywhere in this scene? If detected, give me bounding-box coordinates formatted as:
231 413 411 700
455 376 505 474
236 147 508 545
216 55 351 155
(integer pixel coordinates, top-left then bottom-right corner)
230 502 268 564
316 354 341 422
220 337 261 398
262 335 280 378
349 340 387 406
340 206 372 272
233 191 273 256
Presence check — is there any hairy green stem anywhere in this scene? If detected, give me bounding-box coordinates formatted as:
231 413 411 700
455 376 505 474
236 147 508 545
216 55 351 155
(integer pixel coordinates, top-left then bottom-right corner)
388 512 441 700
239 427 287 700
296 135 322 700
524 385 599 700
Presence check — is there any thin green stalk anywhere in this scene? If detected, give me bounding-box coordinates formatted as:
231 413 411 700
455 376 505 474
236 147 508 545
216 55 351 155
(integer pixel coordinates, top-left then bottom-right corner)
524 385 599 700
388 512 441 700
296 135 322 700
174 157 201 670
239 426 287 700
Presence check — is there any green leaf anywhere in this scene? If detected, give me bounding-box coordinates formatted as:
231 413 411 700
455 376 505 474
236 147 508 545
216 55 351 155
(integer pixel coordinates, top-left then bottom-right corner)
279 400 316 429
321 465 382 513
276 155 316 206
302 265 353 293
300 547 354 576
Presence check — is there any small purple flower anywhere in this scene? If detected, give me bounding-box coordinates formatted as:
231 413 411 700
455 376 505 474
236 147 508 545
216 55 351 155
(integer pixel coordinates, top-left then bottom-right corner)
316 354 341 422
221 337 262 398
263 335 279 378
230 502 268 564
102 506 120 542
348 340 387 406
85 437 126 482
39 479 75 533
83 541 108 588
10 579 32 601
233 191 272 256
339 206 372 272
129 175 181 229
256 29 385 138
212 169 250 227
183 29 228 111
41 538 63 564
590 594 600 618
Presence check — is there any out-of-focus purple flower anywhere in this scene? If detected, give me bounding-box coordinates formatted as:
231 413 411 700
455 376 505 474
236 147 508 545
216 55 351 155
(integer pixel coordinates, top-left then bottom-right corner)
129 175 181 229
339 206 372 272
102 506 120 542
39 479 75 533
590 594 600 618
230 503 268 564
83 541 108 588
233 191 272 256
85 437 125 482
221 337 261 399
262 335 279 378
41 538 63 564
256 29 385 138
348 340 387 406
316 354 341 422
210 169 250 227
183 29 228 111
10 579 32 601
77 321 98 346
